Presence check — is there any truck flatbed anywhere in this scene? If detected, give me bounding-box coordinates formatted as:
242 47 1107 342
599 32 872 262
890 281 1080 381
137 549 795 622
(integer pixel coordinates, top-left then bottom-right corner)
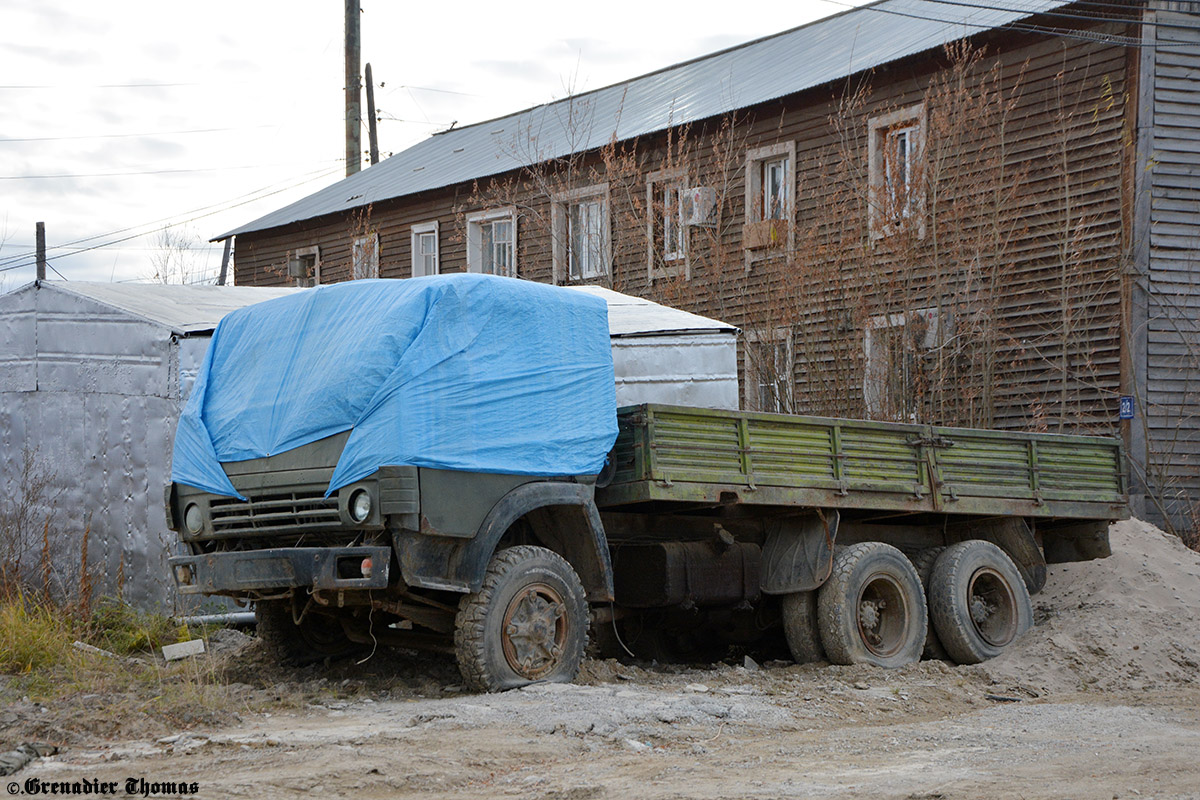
599 404 1128 522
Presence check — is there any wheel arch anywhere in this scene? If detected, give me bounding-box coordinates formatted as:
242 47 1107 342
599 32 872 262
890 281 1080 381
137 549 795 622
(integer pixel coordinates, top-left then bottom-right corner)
457 482 614 602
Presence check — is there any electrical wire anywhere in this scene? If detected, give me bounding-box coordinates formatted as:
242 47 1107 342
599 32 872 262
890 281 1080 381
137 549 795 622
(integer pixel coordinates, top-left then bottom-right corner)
0 125 277 144
815 0 1196 47
0 158 343 181
0 164 344 273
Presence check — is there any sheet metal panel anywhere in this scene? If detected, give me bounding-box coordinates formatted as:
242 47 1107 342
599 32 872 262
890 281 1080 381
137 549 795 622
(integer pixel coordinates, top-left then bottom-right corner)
220 0 1072 238
0 283 36 392
612 333 739 410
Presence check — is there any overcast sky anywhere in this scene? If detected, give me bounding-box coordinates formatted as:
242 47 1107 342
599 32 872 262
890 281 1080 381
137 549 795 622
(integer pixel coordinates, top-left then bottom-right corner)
0 0 868 288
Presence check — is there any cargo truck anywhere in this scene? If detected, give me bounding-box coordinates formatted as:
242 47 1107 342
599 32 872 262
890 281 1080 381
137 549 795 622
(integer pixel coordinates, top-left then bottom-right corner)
166 275 1127 691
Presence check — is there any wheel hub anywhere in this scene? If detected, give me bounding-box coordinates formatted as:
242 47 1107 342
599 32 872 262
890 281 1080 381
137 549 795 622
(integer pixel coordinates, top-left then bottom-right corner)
856 573 906 657
500 583 567 680
967 567 1019 647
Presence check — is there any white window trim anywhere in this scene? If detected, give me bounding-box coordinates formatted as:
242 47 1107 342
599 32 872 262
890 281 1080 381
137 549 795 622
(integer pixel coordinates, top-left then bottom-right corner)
743 327 794 414
743 141 796 269
287 245 321 287
863 306 939 419
868 102 927 240
466 207 518 277
410 221 439 278
646 167 688 283
351 232 380 280
551 184 610 284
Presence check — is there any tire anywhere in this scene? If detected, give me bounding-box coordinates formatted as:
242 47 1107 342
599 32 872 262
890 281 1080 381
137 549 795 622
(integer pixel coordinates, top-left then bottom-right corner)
909 547 950 662
928 539 1033 665
455 545 589 692
254 598 360 665
781 591 825 664
816 542 927 668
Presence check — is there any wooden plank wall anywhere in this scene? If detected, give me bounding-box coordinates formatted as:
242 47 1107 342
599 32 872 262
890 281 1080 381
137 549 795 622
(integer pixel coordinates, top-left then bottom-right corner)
1141 9 1200 528
233 19 1136 475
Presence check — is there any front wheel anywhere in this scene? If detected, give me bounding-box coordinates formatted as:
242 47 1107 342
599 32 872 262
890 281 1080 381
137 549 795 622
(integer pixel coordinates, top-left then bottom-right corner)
817 542 927 668
454 545 589 692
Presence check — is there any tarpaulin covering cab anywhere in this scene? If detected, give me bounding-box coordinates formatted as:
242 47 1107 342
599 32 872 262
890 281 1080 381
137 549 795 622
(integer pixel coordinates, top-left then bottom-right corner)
171 274 618 499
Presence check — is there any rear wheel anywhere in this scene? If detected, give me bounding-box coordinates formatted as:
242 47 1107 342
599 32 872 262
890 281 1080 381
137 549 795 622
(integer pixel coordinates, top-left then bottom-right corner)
781 591 825 664
909 547 950 661
454 545 589 692
928 540 1033 665
254 598 360 665
817 542 926 668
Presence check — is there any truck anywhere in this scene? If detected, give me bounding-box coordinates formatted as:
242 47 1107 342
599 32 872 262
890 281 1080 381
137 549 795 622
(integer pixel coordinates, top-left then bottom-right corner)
166 275 1127 691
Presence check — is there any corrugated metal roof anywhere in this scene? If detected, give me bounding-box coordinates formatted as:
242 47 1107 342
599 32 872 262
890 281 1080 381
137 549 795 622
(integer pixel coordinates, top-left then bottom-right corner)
570 286 737 337
221 0 1072 239
39 281 302 335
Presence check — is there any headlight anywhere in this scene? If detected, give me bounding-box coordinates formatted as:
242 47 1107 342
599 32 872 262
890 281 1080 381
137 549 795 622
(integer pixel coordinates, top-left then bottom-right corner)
349 489 372 523
183 503 203 534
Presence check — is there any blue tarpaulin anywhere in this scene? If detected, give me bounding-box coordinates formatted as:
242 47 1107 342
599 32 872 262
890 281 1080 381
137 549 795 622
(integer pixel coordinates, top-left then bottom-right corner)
171 275 618 499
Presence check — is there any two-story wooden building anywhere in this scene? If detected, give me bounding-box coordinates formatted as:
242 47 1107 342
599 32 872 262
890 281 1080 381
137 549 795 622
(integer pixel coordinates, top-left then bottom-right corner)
220 0 1200 534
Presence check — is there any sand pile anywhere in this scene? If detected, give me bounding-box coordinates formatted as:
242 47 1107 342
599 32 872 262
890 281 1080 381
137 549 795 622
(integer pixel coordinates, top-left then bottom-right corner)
984 518 1200 694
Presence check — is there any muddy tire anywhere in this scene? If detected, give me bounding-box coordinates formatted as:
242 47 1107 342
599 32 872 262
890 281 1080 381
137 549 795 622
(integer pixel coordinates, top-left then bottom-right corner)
254 598 360 665
909 547 950 661
928 540 1033 665
781 591 825 664
455 545 589 692
816 542 927 668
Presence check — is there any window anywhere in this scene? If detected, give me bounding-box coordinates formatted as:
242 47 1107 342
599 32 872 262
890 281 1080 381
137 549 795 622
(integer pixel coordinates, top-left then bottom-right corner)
646 168 688 282
744 328 794 414
352 233 379 279
762 157 789 220
864 307 939 421
466 208 517 277
286 245 320 287
868 103 926 237
743 141 796 262
552 185 610 283
411 221 439 277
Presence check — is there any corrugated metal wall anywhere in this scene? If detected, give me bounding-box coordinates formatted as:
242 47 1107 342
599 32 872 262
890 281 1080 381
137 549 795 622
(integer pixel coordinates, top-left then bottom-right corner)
1135 8 1200 528
0 285 201 611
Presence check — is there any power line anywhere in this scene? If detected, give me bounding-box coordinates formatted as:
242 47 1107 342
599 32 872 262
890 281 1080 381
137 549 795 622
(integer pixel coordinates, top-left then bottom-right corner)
815 0 1196 47
0 125 277 144
1 158 343 181
0 164 344 272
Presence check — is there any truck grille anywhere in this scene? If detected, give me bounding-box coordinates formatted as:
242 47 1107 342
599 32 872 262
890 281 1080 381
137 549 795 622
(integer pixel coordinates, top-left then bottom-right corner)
209 490 340 536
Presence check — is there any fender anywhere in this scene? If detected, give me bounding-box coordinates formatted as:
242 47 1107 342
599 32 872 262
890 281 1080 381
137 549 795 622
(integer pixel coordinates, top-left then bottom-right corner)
395 481 614 602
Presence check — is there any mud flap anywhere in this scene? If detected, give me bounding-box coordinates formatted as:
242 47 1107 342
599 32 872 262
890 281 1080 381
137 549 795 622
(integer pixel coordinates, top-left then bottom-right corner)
759 510 839 594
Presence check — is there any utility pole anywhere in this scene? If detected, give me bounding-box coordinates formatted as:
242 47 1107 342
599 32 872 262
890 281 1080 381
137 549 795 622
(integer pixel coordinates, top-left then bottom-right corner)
35 221 46 281
365 62 379 166
217 237 232 285
345 0 362 177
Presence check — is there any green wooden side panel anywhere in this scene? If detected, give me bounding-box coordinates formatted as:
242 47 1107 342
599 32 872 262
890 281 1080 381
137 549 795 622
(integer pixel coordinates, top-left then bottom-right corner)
605 404 1127 519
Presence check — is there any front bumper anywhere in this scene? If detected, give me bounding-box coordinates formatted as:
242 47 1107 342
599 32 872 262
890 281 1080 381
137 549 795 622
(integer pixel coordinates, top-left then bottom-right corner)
169 545 392 595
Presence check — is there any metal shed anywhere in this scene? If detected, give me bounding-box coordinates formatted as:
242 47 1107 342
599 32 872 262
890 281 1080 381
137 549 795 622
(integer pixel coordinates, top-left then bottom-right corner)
0 281 299 611
0 279 735 611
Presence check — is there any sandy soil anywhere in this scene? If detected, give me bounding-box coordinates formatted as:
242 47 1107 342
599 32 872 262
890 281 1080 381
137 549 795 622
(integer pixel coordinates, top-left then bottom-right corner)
12 519 1200 799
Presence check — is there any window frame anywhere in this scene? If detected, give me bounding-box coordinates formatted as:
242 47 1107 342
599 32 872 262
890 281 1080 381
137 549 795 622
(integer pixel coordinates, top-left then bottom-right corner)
410 221 439 278
863 306 939 421
286 245 321 287
743 327 794 414
466 207 518 277
551 184 610 284
868 103 927 239
646 167 689 282
351 232 380 280
743 141 796 268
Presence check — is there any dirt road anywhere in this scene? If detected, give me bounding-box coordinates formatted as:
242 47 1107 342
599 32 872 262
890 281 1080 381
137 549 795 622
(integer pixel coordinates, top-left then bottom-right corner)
13 520 1200 798
20 662 1200 799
